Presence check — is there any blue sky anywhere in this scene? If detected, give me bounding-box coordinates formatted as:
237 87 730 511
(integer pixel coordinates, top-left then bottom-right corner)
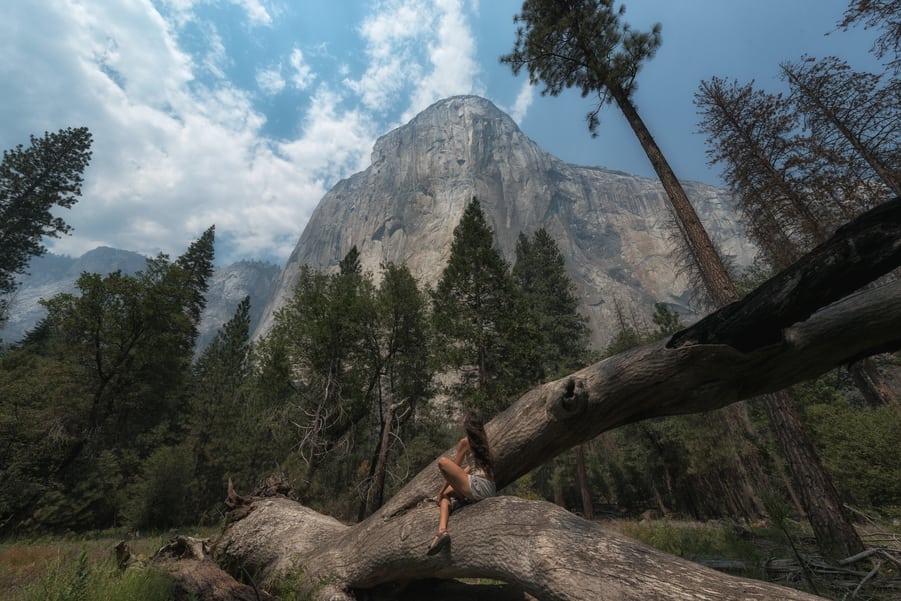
0 0 882 266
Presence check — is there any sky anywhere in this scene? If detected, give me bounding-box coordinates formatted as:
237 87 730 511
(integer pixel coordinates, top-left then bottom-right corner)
0 0 884 266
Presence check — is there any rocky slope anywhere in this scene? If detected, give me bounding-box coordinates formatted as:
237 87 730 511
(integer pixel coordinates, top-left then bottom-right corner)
257 95 755 347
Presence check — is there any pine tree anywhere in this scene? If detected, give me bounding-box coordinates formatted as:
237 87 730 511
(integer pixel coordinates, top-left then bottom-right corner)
0 127 92 324
501 0 736 306
358 263 433 518
271 249 378 499
432 198 519 413
695 77 823 266
781 56 899 197
512 228 590 382
174 225 216 340
694 71 868 561
191 296 253 514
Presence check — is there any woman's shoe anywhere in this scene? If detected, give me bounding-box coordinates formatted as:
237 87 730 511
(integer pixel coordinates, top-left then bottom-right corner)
426 530 450 555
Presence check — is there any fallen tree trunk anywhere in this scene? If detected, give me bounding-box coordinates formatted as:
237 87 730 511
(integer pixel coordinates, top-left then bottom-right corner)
209 198 901 600
217 496 825 601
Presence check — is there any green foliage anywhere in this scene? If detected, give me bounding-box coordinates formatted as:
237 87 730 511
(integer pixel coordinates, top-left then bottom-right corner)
512 229 591 382
621 520 761 561
0 127 93 324
18 553 175 601
650 303 681 337
501 0 662 133
174 225 216 338
189 296 256 516
802 397 901 507
124 444 196 530
0 231 215 533
431 198 521 413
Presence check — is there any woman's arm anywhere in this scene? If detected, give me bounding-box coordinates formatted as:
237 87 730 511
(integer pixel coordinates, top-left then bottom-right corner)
453 437 470 466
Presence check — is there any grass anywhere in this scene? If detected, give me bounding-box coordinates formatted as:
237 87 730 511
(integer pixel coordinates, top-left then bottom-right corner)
0 529 216 601
617 518 775 560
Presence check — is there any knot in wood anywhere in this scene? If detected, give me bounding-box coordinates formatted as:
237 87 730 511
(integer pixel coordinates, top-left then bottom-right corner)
546 377 588 420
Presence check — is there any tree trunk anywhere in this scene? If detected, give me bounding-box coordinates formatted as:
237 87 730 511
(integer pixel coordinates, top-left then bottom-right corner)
359 401 400 519
216 496 823 601
574 444 593 520
612 84 874 555
762 390 865 559
848 357 900 409
610 86 739 306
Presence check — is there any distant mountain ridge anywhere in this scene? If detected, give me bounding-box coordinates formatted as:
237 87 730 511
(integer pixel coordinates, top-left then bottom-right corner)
2 248 280 350
6 96 755 350
257 95 755 346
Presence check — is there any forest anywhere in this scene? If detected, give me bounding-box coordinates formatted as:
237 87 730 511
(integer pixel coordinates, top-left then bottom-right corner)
1 1 899 600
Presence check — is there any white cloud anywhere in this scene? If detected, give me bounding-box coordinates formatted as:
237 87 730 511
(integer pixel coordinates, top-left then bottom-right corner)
288 48 315 90
508 78 534 124
403 0 482 121
256 66 286 94
202 26 230 79
0 0 483 266
231 0 272 25
346 0 481 122
0 1 354 265
346 0 432 111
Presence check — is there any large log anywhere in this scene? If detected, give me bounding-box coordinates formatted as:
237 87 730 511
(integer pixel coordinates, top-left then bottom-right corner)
211 198 901 600
217 496 823 601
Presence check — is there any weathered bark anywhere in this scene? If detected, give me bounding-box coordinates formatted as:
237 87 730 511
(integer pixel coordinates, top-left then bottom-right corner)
574 445 593 520
762 390 864 559
216 496 823 601
152 535 276 601
848 357 900 409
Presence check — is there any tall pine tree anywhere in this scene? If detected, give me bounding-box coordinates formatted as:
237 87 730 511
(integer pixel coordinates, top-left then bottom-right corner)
432 198 519 413
512 228 590 382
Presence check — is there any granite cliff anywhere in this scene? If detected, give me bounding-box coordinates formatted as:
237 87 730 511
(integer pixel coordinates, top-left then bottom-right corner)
258 95 754 347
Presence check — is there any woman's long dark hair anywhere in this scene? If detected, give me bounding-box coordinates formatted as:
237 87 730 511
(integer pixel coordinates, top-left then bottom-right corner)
464 413 494 480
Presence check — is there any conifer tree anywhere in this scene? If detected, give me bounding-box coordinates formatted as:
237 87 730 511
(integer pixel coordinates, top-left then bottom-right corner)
432 198 518 412
501 0 736 306
174 225 216 340
358 263 433 518
781 56 899 197
191 296 254 513
0 127 92 324
512 228 590 382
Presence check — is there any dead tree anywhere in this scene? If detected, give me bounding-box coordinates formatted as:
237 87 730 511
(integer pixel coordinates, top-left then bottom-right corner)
169 198 901 601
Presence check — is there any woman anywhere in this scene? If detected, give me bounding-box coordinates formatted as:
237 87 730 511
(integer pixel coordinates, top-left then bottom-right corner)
427 412 496 555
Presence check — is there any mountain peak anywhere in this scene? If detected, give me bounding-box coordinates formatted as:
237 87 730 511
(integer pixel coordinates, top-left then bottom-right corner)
371 95 523 167
258 97 755 346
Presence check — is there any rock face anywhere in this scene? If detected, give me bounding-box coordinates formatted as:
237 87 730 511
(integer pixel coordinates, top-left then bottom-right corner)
195 260 281 352
3 250 280 352
258 95 755 347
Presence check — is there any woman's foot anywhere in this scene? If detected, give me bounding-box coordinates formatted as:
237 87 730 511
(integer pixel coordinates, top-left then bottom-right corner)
426 530 450 555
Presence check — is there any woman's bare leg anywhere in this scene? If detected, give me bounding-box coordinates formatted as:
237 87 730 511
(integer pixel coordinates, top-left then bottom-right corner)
438 496 450 533
437 457 472 500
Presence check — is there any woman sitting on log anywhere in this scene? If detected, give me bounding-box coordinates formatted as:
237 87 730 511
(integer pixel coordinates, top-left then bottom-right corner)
427 412 497 555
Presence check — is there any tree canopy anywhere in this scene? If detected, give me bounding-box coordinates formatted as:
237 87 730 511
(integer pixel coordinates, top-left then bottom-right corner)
0 127 93 324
